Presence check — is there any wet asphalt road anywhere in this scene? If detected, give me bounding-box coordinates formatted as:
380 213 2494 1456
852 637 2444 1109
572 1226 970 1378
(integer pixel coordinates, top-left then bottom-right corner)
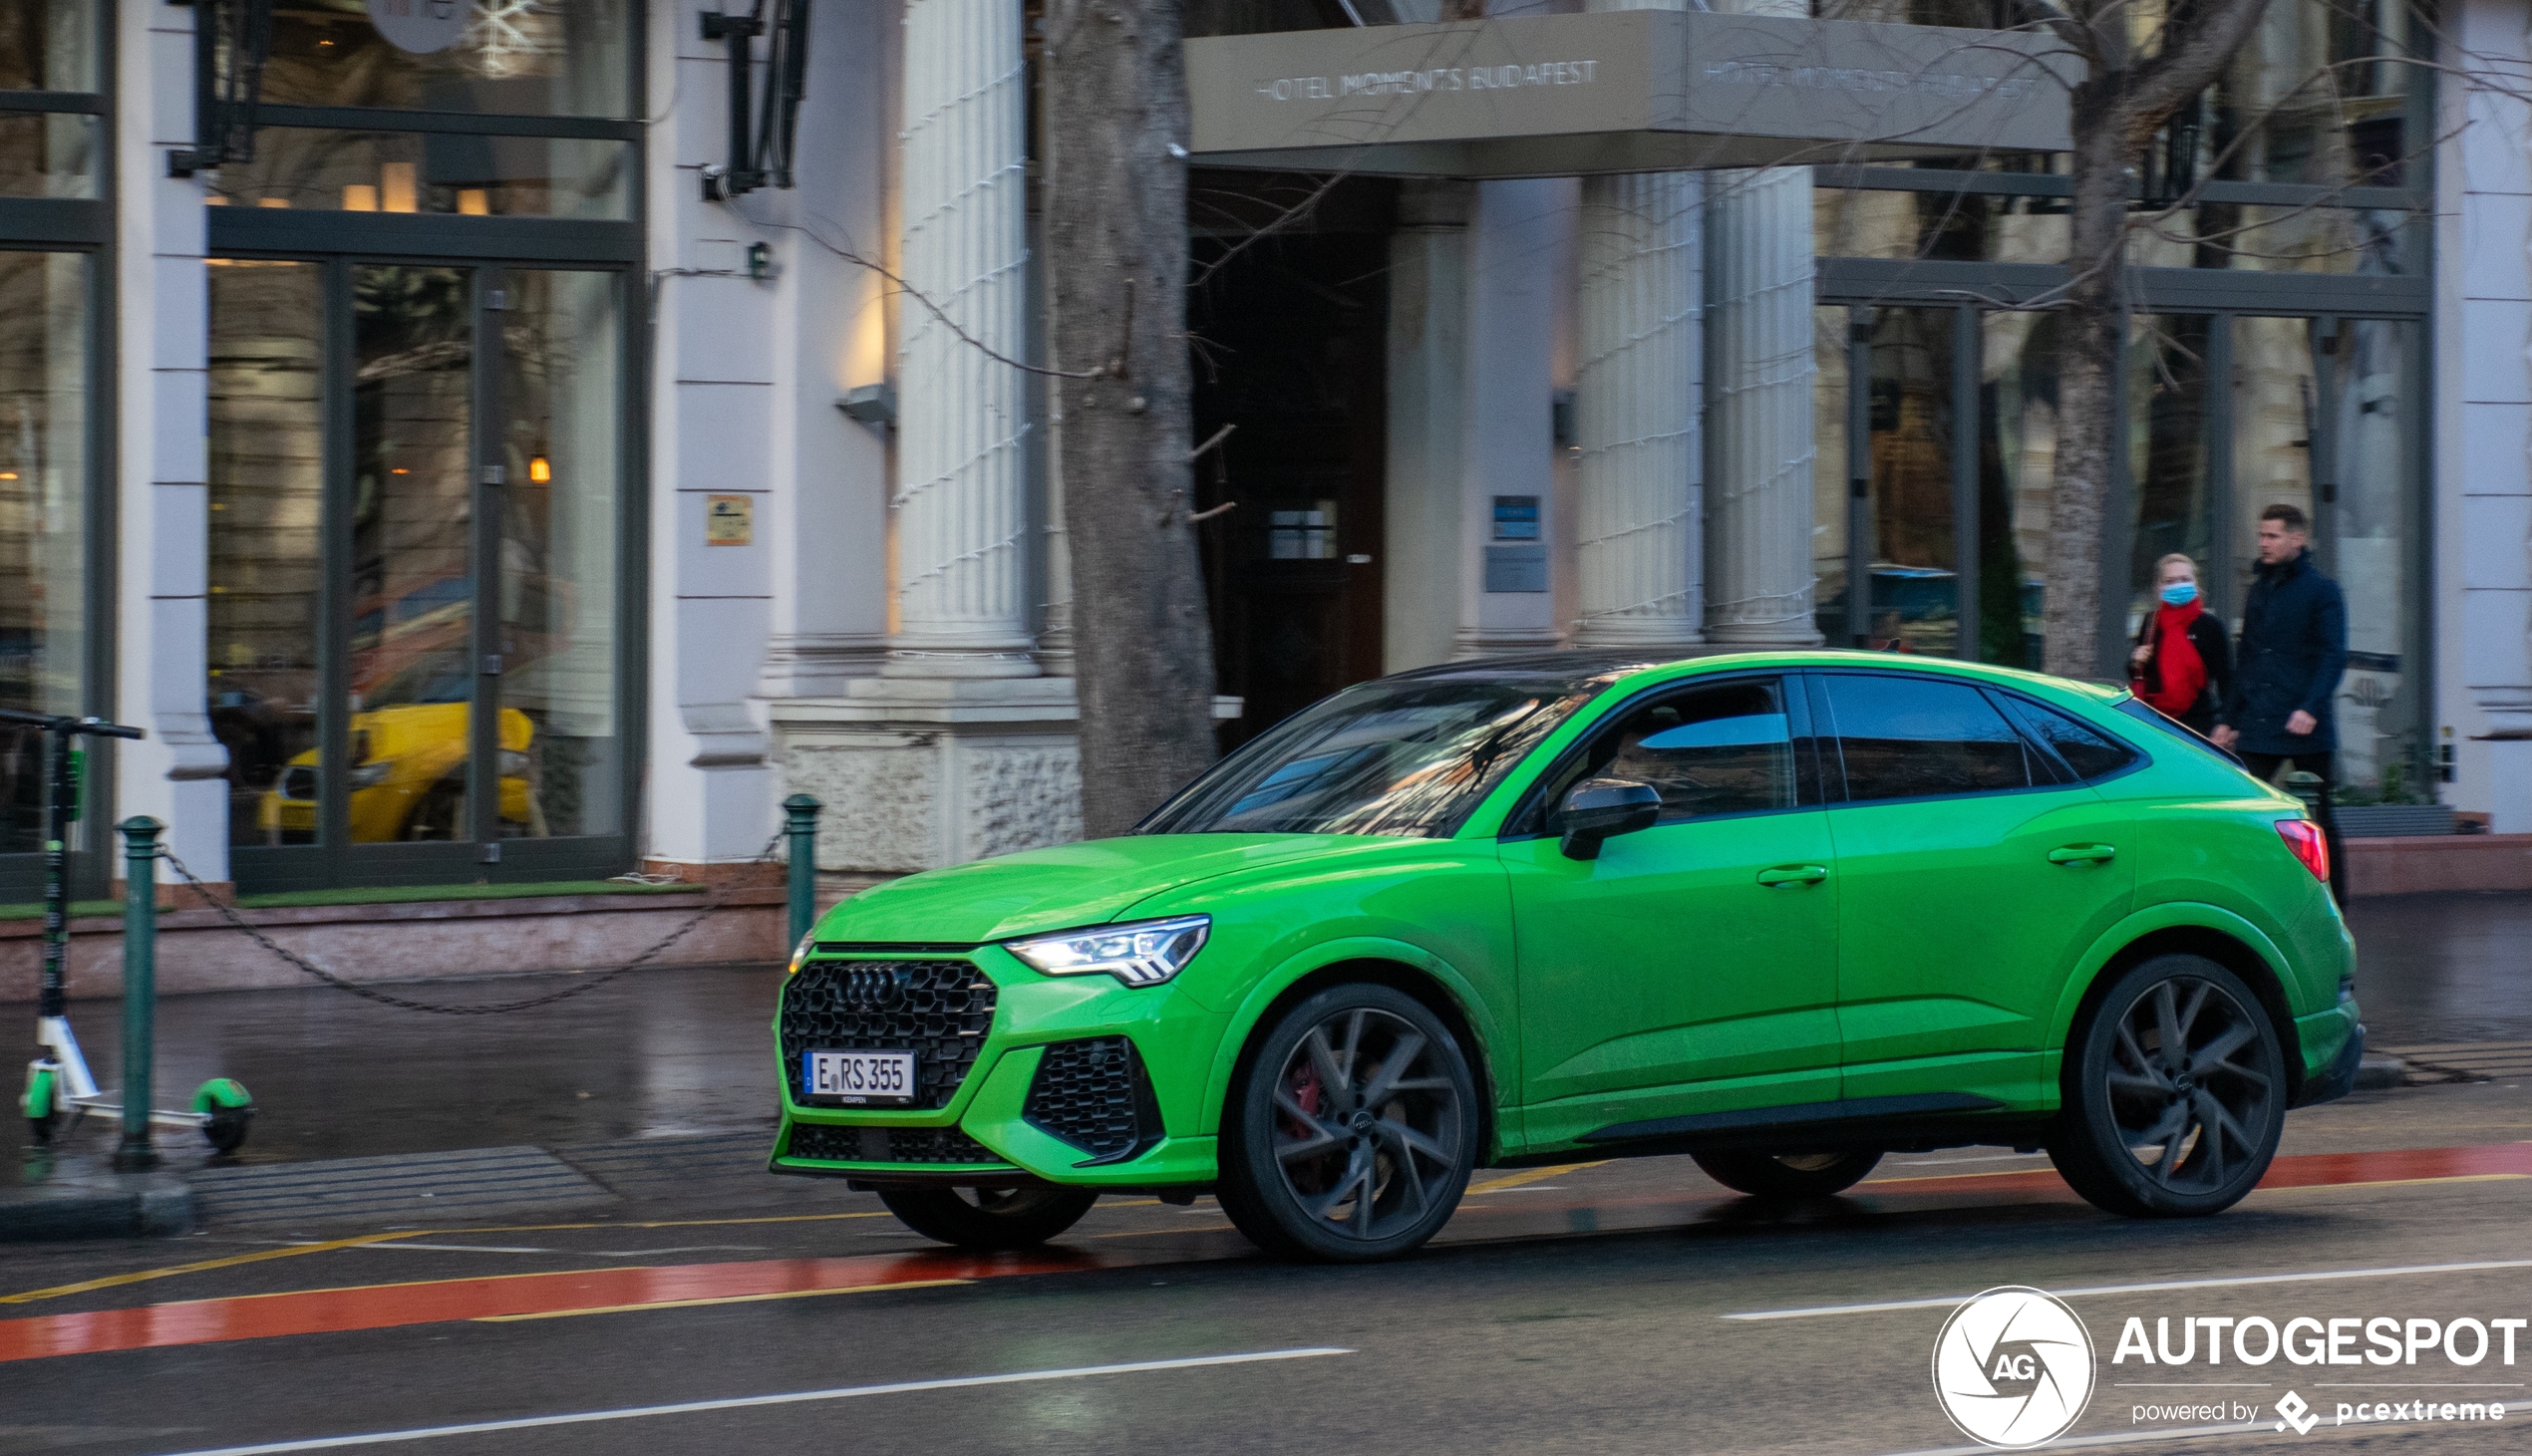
5 892 2527 1170
7 1078 2532 1456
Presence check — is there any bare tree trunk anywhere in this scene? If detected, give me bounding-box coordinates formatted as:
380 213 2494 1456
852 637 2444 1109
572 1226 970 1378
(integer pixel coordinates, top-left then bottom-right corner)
1045 0 1220 837
2039 0 2276 678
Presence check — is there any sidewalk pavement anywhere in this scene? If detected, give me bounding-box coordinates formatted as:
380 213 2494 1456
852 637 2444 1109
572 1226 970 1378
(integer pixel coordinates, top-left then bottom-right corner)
9 893 2526 1241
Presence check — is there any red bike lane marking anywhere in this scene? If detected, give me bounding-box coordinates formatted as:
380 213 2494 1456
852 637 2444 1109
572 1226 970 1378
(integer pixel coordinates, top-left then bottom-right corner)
8 1142 2528 1364
0 1248 1130 1364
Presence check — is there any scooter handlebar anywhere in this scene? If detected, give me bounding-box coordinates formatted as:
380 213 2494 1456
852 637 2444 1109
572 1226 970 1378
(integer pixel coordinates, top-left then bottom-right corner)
0 709 147 739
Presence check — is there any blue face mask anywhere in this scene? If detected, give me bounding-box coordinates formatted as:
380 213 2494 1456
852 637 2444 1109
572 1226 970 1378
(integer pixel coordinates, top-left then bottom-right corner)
2160 582 2199 607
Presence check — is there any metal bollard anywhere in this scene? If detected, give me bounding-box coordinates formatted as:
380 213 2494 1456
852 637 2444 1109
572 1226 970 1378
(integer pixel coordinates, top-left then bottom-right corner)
115 816 163 1172
784 793 823 951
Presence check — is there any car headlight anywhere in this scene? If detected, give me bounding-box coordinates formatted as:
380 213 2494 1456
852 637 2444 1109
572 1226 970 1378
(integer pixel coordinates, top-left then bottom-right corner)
787 930 817 977
347 761 392 789
1004 915 1210 988
498 749 531 778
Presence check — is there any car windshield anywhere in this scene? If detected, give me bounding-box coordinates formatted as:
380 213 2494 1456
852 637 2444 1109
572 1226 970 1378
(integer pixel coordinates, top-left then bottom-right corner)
1141 663 1637 838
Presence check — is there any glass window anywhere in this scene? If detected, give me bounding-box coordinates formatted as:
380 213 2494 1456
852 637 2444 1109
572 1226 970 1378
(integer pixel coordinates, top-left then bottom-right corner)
1824 674 2034 801
2322 318 2424 801
1977 309 2053 670
1810 306 1854 646
2117 696 2244 766
499 270 622 839
0 0 100 92
0 113 99 199
210 129 632 219
1865 308 1960 656
2129 315 2216 629
2128 202 2424 275
351 264 478 844
260 0 631 118
2200 0 2426 191
208 260 327 847
0 249 89 854
1997 694 2142 781
1142 667 1619 837
1813 185 2069 266
2231 315 2318 601
1596 681 1796 822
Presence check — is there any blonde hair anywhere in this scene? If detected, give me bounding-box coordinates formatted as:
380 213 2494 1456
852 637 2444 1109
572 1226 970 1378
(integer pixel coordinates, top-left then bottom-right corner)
2154 552 2199 582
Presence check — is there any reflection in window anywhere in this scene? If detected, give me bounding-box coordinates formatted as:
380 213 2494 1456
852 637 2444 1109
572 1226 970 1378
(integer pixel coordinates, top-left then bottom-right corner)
260 0 629 118
208 261 326 847
0 0 100 91
1825 674 2034 801
499 271 623 838
1977 311 2055 669
2128 315 2216 628
0 251 87 854
0 114 99 200
2324 319 2422 799
1597 681 1795 822
210 130 631 219
1865 308 1959 657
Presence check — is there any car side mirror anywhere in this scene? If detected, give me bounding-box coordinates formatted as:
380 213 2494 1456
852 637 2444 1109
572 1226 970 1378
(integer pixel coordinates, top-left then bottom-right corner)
1558 778 1661 861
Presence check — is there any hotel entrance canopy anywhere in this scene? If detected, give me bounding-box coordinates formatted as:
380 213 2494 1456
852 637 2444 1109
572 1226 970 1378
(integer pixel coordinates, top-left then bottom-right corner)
1186 12 2075 178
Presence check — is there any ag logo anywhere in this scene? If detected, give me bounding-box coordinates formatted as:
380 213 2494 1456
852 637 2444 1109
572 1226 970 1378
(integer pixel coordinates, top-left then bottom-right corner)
1932 1287 2097 1448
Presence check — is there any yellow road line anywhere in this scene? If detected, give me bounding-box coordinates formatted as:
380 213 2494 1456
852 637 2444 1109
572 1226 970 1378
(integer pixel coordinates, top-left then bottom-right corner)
1864 1167 2058 1186
1467 1162 1606 1195
1092 1224 1238 1239
472 1278 973 1322
0 1232 428 1307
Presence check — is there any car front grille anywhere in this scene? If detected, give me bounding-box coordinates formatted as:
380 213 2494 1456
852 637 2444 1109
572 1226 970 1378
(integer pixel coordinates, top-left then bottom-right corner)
785 1122 1004 1165
781 959 995 1110
1024 1035 1160 1163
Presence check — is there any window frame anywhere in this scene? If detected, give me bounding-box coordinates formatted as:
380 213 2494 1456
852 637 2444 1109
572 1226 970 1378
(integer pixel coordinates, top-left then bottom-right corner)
1497 672 1825 840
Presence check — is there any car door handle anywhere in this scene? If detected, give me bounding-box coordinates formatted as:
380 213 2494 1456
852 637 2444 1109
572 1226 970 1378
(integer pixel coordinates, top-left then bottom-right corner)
2049 844 2118 866
1756 864 1828 887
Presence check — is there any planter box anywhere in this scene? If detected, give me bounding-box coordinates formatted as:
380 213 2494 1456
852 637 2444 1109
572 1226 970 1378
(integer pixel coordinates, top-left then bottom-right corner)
2336 804 2457 839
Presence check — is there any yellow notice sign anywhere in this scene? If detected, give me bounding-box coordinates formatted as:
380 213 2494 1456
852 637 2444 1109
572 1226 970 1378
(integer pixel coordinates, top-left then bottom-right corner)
706 494 754 546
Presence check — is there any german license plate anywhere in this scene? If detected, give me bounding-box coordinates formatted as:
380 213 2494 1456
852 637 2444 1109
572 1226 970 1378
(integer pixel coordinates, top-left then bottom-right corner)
803 1050 917 1105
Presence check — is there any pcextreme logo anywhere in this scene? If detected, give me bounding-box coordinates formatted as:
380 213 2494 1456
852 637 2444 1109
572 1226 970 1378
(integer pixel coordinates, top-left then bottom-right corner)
1932 1287 2098 1449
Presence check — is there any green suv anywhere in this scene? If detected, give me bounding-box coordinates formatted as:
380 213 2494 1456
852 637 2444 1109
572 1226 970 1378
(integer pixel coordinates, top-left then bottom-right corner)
771 652 2362 1262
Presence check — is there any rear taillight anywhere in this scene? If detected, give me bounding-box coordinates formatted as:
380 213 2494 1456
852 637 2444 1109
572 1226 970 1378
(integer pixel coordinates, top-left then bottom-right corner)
2276 818 2331 882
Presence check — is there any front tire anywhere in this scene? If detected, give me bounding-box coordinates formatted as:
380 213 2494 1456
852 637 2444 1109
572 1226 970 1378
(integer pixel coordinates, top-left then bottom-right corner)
2049 954 2286 1218
875 1185 1098 1250
1692 1149 1882 1198
1217 984 1478 1263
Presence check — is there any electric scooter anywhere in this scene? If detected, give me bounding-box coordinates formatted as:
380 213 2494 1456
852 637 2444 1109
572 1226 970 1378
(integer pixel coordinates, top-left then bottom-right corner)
8 709 254 1154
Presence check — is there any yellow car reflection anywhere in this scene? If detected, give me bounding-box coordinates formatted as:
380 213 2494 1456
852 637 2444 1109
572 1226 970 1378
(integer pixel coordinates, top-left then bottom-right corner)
258 705 536 843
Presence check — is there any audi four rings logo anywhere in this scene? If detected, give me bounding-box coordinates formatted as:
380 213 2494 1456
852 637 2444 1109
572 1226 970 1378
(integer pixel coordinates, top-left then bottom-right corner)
838 966 907 1012
1933 1287 2099 1448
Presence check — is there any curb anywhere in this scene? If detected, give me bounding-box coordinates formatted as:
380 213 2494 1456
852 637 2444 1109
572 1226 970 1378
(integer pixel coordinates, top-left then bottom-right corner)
0 1184 193 1243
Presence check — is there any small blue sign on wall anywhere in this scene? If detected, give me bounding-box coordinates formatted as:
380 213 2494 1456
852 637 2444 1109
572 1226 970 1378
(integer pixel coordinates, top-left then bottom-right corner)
1484 545 1548 594
1492 495 1541 540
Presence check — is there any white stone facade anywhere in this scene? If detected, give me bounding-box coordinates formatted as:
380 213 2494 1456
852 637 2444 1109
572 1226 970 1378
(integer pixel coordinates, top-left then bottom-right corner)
23 0 2528 902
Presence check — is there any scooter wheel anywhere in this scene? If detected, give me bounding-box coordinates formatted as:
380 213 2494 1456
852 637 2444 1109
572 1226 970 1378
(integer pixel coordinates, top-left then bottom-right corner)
26 1114 55 1147
204 1106 251 1154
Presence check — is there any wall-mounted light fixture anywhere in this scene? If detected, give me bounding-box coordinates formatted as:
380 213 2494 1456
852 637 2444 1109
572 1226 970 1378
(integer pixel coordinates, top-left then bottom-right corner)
836 384 897 430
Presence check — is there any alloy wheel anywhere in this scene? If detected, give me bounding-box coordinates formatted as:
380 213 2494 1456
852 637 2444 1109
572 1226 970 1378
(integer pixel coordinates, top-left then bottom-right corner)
1268 1006 1465 1246
2104 975 2278 1195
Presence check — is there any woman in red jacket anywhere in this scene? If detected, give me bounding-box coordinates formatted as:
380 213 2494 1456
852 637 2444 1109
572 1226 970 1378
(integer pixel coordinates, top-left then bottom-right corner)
2130 552 2233 737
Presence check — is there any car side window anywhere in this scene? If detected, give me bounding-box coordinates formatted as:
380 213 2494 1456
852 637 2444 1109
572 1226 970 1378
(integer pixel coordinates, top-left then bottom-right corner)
1589 680 1797 823
1995 694 2142 782
1821 674 2033 802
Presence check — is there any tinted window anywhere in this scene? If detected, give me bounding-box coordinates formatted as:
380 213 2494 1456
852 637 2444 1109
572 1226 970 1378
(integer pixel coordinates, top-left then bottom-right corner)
1595 681 1795 822
2000 696 2143 781
1824 675 2032 801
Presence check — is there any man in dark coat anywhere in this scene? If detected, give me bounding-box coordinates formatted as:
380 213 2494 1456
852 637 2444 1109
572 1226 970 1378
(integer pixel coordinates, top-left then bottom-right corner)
2215 503 2348 902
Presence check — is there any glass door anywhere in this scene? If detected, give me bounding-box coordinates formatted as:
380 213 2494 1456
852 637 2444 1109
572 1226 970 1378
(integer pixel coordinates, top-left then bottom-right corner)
210 260 627 891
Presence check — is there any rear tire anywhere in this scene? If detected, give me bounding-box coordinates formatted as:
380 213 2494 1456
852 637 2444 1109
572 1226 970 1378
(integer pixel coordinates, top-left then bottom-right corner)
1216 983 1477 1264
1691 1149 1882 1198
875 1185 1098 1250
2048 954 2286 1218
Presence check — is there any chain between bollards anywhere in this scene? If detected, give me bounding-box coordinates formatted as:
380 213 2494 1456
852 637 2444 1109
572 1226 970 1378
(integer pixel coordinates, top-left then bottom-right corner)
114 815 162 1171
784 793 823 951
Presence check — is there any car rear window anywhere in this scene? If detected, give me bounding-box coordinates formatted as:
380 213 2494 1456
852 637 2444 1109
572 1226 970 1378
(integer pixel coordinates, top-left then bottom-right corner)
2114 697 2246 767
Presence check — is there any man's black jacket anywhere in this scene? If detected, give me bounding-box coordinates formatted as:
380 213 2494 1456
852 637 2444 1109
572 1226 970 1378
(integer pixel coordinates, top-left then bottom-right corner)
2223 548 2347 755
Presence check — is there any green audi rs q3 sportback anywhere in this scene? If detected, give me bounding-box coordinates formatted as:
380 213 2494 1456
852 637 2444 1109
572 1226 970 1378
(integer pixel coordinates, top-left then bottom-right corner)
771 652 2362 1262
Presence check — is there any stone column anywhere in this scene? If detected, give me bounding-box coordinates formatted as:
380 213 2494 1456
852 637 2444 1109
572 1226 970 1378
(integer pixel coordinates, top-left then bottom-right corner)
887 0 1037 678
1702 0 1823 649
1385 180 1471 671
1573 0 1704 655
1452 177 1571 660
